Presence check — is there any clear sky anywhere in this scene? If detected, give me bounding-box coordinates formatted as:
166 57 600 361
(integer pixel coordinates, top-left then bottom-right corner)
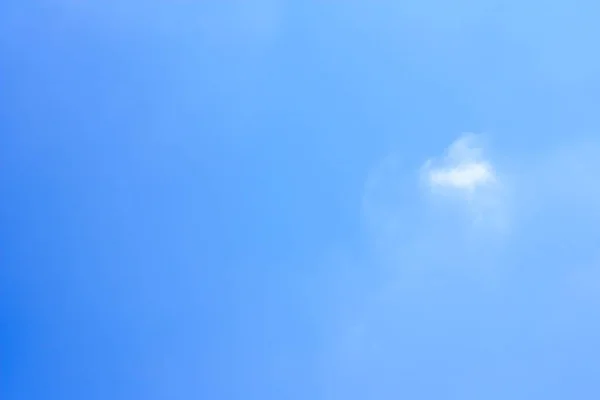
3 1 600 399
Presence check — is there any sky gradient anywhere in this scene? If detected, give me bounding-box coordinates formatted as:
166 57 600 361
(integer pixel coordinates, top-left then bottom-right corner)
3 1 600 399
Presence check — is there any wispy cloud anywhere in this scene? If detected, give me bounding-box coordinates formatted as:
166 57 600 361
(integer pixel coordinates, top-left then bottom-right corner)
362 133 600 274
330 134 600 397
428 162 494 191
422 134 496 193
420 134 509 231
359 136 506 280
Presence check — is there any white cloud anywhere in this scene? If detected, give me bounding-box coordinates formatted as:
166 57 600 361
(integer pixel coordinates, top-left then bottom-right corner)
422 134 496 192
360 135 508 275
330 135 600 398
428 162 494 190
362 133 600 275
420 134 509 231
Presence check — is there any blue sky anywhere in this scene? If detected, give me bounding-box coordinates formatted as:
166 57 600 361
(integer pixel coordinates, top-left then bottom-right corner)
3 1 600 399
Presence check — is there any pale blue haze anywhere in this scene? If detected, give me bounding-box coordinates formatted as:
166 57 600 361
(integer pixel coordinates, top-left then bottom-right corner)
3 2 600 399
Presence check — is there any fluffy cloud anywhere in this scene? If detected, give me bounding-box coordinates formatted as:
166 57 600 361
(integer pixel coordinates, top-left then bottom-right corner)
428 162 494 190
420 134 509 231
422 134 496 191
362 133 600 272
360 134 507 275
326 134 600 398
